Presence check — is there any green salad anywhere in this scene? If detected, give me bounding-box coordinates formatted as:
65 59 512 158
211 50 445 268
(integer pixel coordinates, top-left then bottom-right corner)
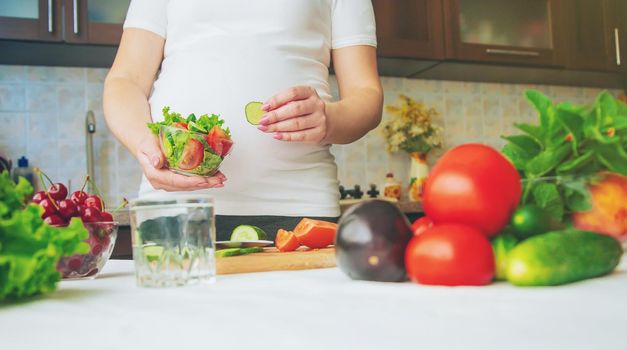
148 107 233 176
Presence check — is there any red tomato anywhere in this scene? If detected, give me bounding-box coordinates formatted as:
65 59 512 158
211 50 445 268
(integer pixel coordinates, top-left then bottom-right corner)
411 216 433 236
206 126 233 157
405 224 495 286
293 218 337 249
172 122 188 130
423 144 521 237
178 138 204 170
275 229 300 252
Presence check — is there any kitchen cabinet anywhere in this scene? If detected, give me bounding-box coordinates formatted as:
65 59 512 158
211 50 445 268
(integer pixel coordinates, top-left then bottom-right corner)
63 0 129 45
444 0 565 66
564 0 626 73
0 0 62 41
607 0 627 73
0 0 128 45
373 0 445 59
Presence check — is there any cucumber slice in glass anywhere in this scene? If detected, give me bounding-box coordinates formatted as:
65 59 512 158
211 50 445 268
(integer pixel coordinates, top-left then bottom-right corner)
143 245 164 262
245 101 264 125
230 225 268 241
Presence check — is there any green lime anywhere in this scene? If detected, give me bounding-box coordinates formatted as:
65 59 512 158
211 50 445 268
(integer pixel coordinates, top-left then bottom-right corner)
216 248 243 258
511 205 551 239
143 245 164 262
230 225 268 241
245 101 265 125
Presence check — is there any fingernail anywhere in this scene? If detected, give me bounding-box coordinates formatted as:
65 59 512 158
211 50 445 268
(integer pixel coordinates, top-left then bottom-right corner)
259 117 269 125
273 133 282 140
151 156 160 167
257 125 268 132
261 103 270 111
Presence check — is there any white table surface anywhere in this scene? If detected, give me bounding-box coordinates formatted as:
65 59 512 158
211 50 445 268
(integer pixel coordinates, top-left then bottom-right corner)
1 258 626 350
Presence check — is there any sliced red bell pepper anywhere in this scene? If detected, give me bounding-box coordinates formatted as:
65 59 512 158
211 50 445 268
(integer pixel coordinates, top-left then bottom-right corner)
275 229 300 252
293 218 337 249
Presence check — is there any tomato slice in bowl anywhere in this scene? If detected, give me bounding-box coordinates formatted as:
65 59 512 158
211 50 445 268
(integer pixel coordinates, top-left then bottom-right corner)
293 218 337 249
172 122 188 130
206 126 233 157
276 229 300 252
178 138 204 170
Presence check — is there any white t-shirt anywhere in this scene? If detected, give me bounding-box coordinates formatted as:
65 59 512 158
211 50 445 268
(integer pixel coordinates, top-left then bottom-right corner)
124 0 377 217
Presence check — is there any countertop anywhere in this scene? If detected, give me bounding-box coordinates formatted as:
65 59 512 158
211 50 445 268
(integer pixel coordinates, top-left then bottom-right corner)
1 258 625 350
113 199 423 226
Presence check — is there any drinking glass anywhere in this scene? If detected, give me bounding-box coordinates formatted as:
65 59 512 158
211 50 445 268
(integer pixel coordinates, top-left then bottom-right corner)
129 195 216 287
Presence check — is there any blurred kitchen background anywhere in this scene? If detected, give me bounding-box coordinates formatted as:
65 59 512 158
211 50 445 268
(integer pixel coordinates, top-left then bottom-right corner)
0 0 625 206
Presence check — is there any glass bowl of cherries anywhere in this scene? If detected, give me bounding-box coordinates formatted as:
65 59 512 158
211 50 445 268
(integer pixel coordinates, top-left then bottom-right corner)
32 171 124 279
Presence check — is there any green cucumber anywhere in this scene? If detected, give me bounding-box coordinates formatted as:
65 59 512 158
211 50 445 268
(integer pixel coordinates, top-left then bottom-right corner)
245 101 264 125
506 229 623 286
240 247 264 254
215 248 243 258
230 225 268 241
491 233 519 281
215 247 264 258
162 133 174 158
188 121 207 133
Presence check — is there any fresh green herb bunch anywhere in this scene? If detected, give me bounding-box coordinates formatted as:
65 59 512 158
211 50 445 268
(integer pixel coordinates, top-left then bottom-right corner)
501 90 627 222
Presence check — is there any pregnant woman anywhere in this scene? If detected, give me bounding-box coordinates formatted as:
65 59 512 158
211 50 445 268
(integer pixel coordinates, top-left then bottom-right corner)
103 0 383 240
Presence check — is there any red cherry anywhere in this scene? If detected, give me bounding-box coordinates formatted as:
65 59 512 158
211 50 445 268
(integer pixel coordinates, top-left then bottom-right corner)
91 244 104 255
70 190 89 204
44 214 66 226
82 207 102 223
100 211 114 222
68 257 84 271
48 183 68 200
32 191 47 204
84 195 104 211
58 199 78 220
39 198 58 217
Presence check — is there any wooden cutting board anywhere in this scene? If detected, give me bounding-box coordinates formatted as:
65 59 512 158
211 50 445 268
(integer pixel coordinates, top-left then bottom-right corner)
216 247 336 275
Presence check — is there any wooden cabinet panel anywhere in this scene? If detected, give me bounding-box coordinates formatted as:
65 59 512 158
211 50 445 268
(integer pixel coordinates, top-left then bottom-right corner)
373 0 445 59
0 0 62 42
444 0 565 66
64 0 128 45
608 0 627 72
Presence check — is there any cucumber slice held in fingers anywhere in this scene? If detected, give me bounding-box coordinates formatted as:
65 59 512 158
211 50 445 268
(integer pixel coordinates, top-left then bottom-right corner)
245 101 265 125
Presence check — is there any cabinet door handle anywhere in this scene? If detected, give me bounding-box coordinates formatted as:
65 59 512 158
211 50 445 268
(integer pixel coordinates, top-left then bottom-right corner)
485 48 541 57
47 0 53 33
615 28 622 66
73 0 79 34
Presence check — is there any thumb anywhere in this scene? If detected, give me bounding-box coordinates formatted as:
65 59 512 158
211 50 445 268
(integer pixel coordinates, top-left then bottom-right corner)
141 136 165 169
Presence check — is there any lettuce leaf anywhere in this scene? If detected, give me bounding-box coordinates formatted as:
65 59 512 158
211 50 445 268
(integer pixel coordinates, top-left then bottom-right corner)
0 171 88 301
147 106 230 136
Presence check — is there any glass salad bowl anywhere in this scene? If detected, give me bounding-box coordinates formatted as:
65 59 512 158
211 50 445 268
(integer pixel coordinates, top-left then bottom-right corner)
159 124 233 177
57 222 118 279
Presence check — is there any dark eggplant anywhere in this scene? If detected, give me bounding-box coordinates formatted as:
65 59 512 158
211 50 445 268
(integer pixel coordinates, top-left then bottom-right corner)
335 200 413 282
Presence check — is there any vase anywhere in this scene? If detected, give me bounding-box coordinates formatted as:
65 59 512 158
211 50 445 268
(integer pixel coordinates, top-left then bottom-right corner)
408 152 429 202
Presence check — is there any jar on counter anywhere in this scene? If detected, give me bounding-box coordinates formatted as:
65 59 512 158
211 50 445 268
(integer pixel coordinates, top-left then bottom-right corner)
381 173 401 201
12 156 35 189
